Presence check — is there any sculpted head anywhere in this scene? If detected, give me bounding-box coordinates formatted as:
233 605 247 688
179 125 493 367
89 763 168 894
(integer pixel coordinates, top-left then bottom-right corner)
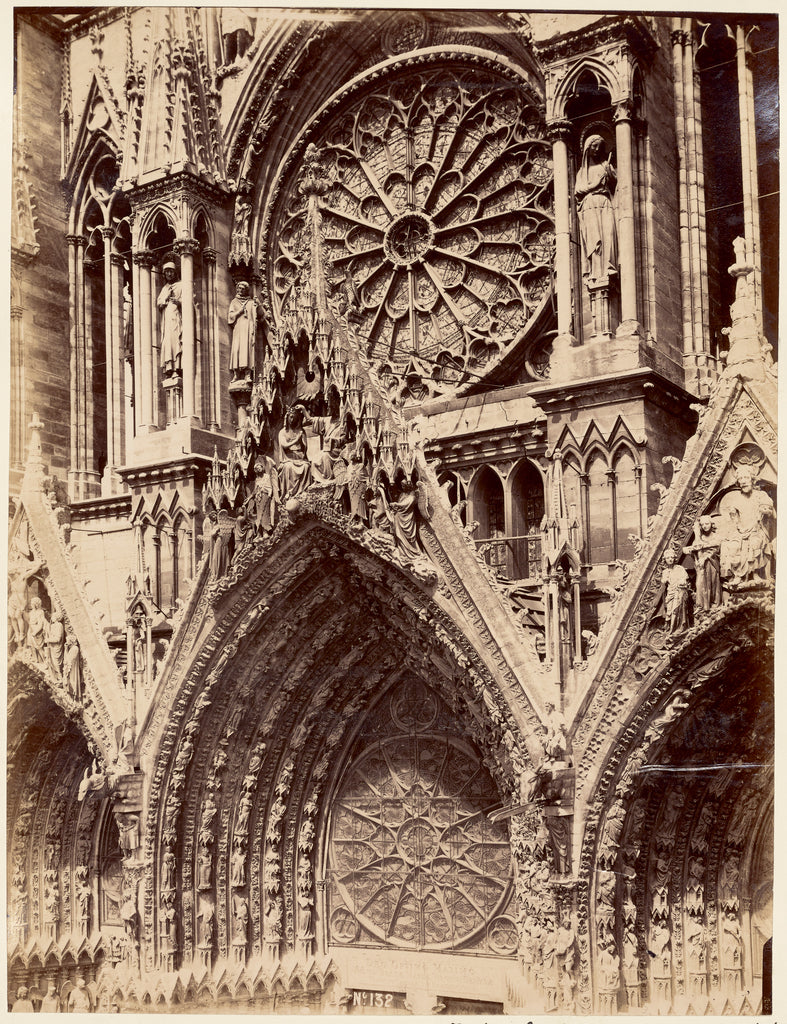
735 465 755 493
663 548 676 567
162 261 177 282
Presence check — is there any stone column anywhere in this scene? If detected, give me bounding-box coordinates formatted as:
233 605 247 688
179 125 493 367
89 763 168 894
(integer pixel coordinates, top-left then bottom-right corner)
614 101 639 330
548 119 575 344
735 22 762 331
177 238 199 422
203 247 220 430
101 228 118 493
10 303 24 469
134 251 155 431
67 235 84 497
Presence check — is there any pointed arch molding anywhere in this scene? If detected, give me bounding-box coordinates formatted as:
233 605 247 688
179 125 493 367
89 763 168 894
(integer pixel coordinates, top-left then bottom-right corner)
139 513 541 965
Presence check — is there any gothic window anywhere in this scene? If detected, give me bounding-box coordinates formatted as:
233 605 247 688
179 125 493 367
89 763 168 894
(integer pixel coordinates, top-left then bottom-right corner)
586 452 613 564
471 466 506 572
268 63 554 403
437 471 467 526
97 812 123 928
613 448 642 560
510 459 545 578
327 678 514 954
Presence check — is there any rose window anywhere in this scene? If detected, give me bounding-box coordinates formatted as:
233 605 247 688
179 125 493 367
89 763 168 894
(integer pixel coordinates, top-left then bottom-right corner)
327 681 513 953
270 65 554 402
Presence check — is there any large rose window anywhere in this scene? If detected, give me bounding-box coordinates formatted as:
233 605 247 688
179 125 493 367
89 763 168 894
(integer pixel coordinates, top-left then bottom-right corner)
270 65 554 402
327 680 515 953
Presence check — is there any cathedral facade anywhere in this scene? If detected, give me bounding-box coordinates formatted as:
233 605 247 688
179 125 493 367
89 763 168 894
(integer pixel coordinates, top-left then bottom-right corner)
8 8 776 1014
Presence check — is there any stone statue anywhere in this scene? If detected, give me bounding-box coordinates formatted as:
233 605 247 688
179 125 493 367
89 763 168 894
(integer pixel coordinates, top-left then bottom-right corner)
47 610 65 676
202 511 215 563
543 700 568 762
210 510 233 577
719 465 775 585
379 480 429 559
162 850 176 890
198 900 215 947
575 134 618 284
41 982 59 1013
197 848 212 890
251 457 278 535
157 261 182 378
199 794 218 846
12 986 35 1013
684 514 722 611
232 894 249 942
278 406 312 497
231 847 246 888
26 595 48 663
68 977 91 1013
228 281 256 380
661 549 689 633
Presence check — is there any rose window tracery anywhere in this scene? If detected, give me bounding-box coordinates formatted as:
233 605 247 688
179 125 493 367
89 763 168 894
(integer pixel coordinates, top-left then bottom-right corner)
327 680 513 953
270 65 554 402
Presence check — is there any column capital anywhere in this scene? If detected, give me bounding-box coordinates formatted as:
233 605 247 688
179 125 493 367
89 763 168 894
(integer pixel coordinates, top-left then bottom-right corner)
110 252 126 268
132 250 155 268
547 119 573 144
11 304 24 320
67 234 86 249
202 247 218 264
175 237 199 257
670 29 689 47
614 99 635 124
100 226 115 240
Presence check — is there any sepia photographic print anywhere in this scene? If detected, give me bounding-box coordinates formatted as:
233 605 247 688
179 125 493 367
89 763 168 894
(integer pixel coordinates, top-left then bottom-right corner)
8 6 777 1015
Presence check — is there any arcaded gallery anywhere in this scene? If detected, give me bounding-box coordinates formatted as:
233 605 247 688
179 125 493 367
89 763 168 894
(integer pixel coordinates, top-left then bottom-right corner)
8 7 776 1015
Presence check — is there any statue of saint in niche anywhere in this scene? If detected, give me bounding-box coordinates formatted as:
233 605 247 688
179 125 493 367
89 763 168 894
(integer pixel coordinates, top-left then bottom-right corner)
158 261 182 378
228 281 256 381
575 134 618 285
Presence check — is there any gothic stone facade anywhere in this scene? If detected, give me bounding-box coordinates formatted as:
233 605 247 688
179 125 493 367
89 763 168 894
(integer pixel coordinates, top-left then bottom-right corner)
8 8 776 1015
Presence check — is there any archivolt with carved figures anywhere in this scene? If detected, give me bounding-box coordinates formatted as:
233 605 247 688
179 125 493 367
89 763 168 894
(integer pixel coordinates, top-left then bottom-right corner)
577 605 773 1013
143 517 540 971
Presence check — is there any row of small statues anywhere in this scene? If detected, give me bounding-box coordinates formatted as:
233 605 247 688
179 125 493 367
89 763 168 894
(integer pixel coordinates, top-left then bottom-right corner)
157 268 257 383
9 595 83 699
661 469 775 634
11 978 97 1014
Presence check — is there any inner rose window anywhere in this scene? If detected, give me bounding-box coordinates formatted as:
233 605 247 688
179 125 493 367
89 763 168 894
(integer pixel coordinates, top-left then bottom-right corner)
326 679 516 954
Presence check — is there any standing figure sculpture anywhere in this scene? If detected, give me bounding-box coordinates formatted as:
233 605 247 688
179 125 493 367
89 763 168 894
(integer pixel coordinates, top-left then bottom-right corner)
661 549 690 634
158 261 182 379
575 135 618 284
27 596 48 664
684 514 722 611
228 281 256 381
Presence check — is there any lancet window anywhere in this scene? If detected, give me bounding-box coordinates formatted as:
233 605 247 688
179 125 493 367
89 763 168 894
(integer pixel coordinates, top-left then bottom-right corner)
67 147 133 499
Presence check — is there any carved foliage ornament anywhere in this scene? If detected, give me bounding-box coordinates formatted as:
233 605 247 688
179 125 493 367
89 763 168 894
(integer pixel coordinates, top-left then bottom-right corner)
269 66 554 401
